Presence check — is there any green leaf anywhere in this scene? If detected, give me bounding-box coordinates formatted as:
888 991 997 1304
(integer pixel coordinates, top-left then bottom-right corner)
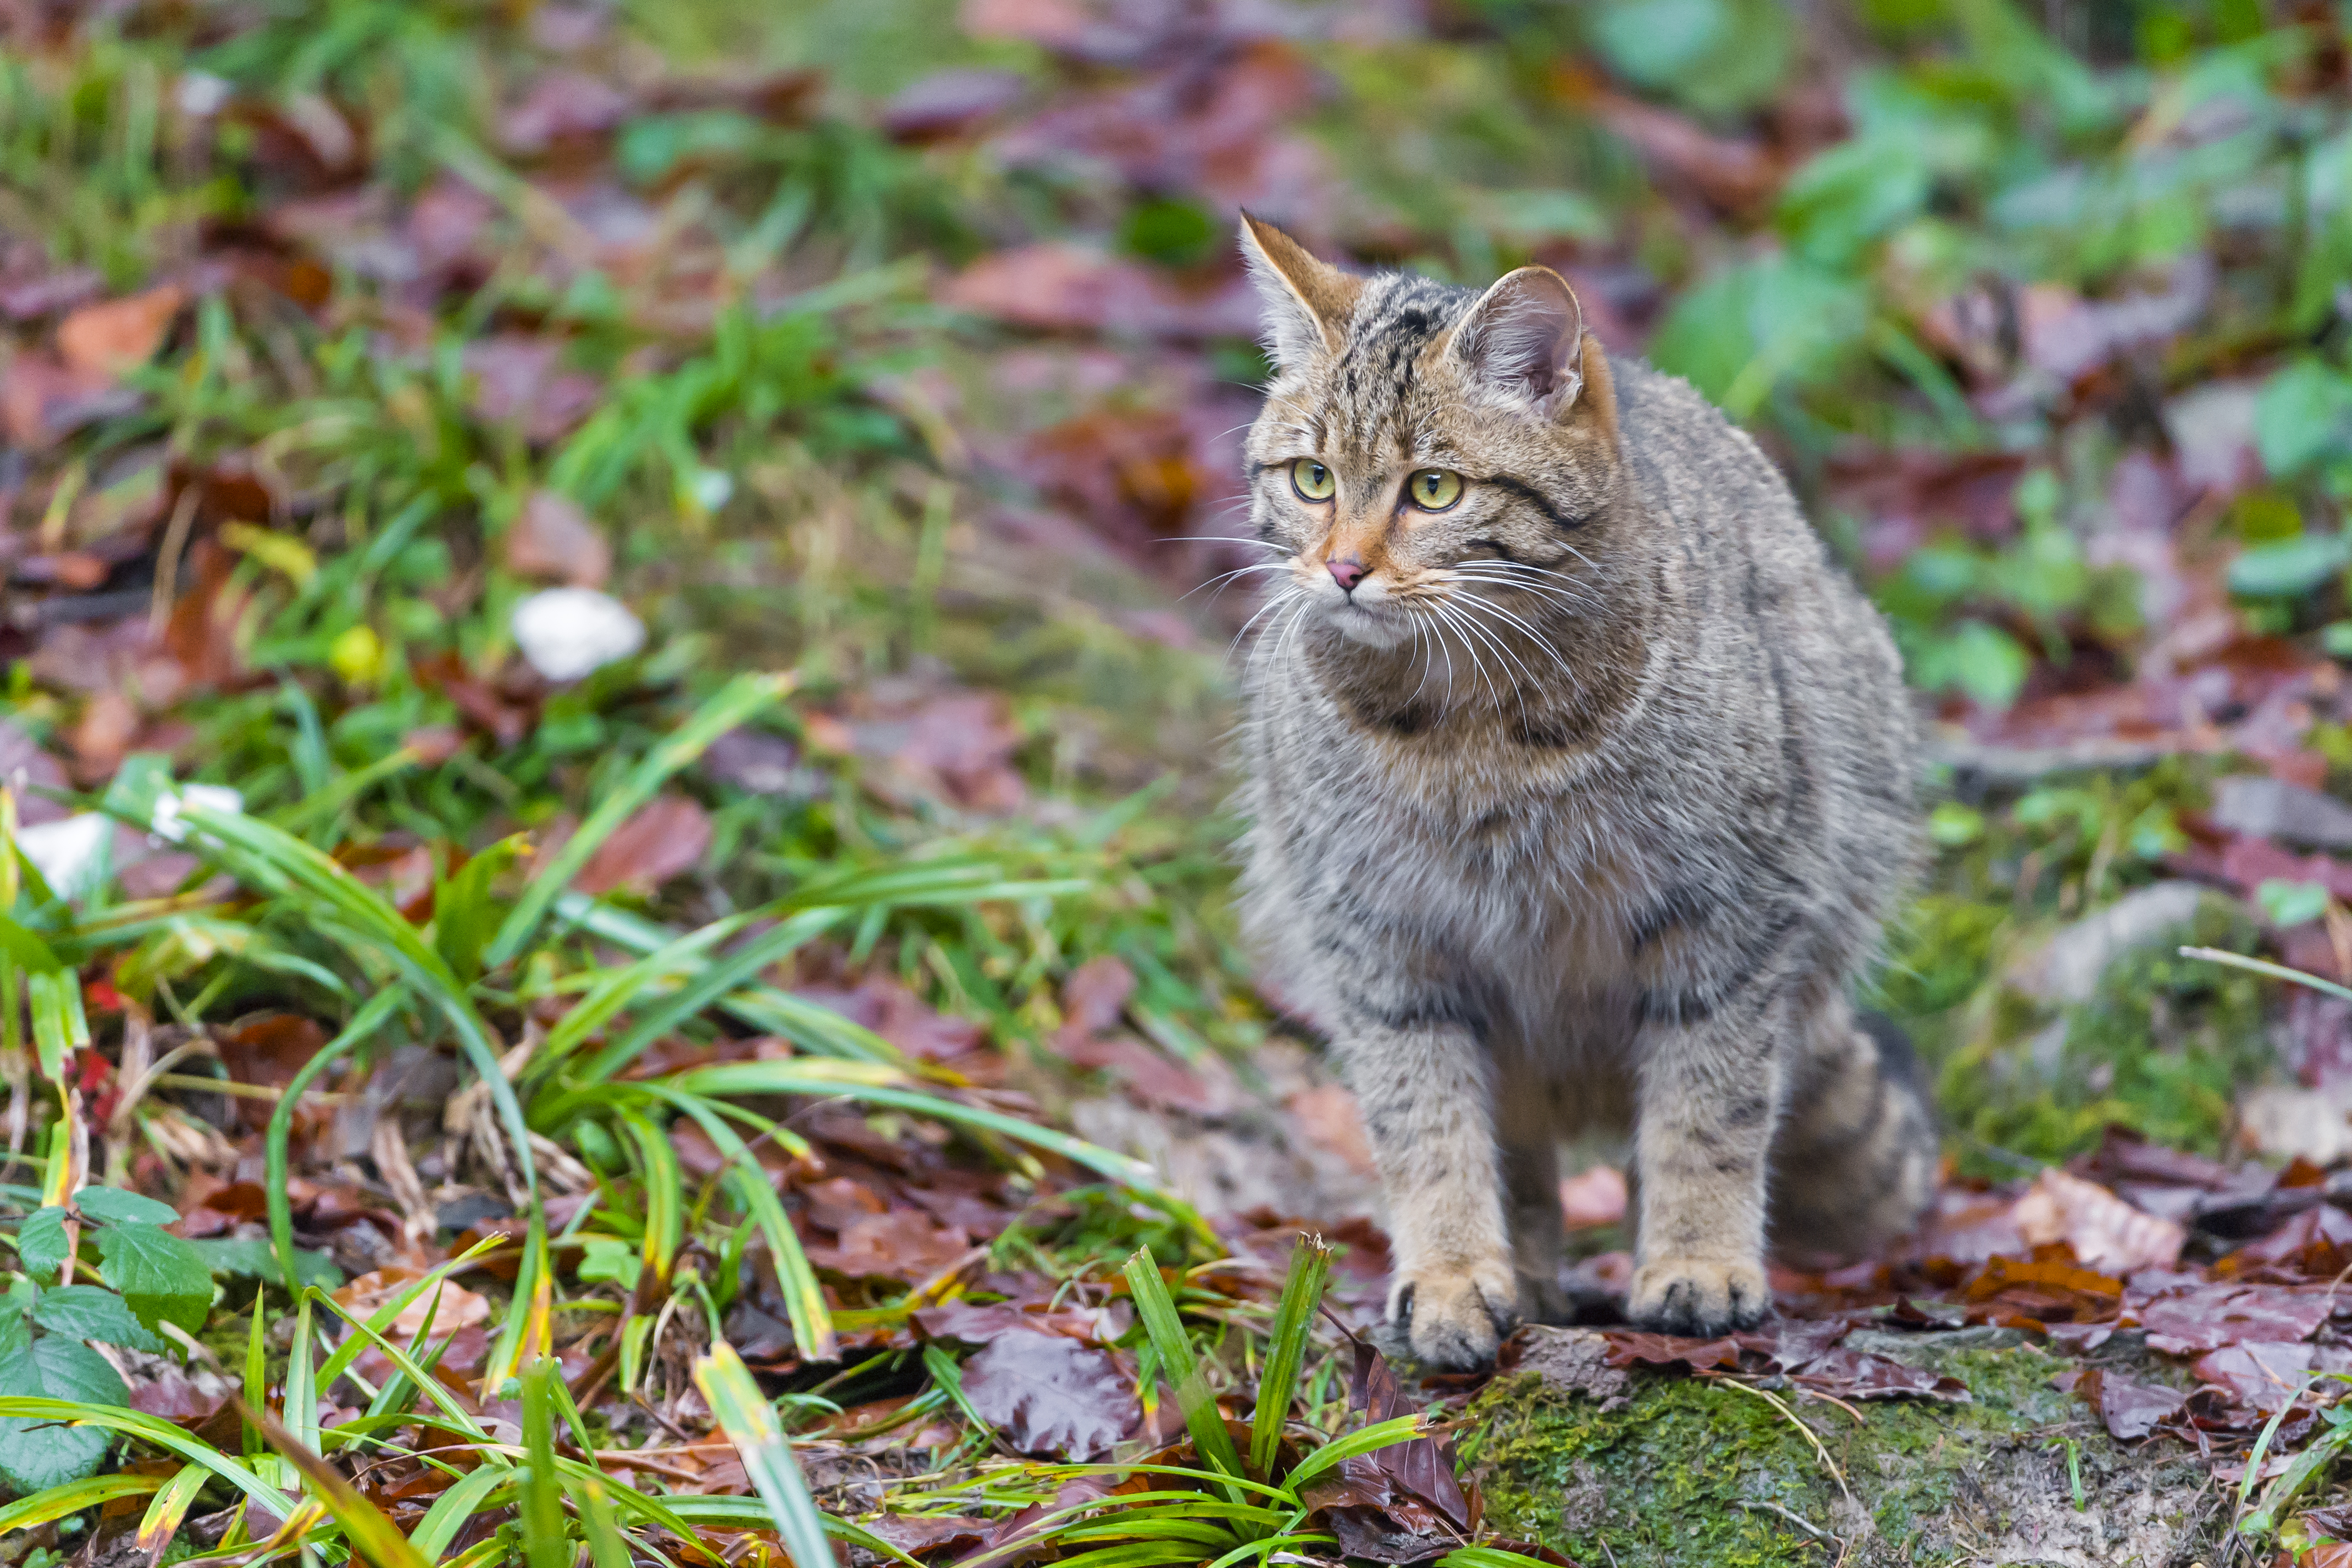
575 1237 641 1291
73 1188 177 1228
1589 0 1793 115
2257 880 2332 929
2256 359 2352 478
0 1338 128 1495
433 835 528 983
188 1237 343 1288
94 1223 213 1338
14 1211 69 1286
31 1287 164 1353
2229 534 2350 599
1646 256 1869 417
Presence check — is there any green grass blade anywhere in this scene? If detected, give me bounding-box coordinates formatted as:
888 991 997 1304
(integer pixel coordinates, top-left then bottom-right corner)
0 1399 282 1509
694 1339 834 1568
0 1471 167 1531
1122 1249 1246 1490
617 1109 683 1292
571 907 842 1084
411 1464 511 1561
521 1357 571 1568
484 672 790 969
1276 1415 1432 1493
242 1286 268 1459
1249 1234 1330 1478
167 799 537 1196
647 1088 832 1359
269 989 401 1292
135 1461 208 1559
568 1471 635 1568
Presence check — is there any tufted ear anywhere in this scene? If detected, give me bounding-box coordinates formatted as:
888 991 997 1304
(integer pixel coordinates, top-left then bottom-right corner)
1238 213 1362 369
1447 266 1588 420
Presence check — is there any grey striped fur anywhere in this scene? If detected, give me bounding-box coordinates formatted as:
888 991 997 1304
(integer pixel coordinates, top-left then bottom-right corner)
1232 218 1935 1365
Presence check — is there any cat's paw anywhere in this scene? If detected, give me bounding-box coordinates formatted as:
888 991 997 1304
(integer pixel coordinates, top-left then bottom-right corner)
1625 1256 1769 1337
1388 1260 1520 1370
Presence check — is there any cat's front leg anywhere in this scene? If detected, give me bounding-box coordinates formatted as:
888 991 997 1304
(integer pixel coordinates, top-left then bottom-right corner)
1625 999 1786 1337
1337 1000 1519 1369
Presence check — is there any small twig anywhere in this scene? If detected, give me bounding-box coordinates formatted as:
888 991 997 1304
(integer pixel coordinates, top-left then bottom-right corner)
1739 1498 1836 1544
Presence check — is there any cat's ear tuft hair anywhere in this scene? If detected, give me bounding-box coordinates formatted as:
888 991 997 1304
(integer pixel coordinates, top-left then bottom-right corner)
1448 267 1587 420
1238 213 1361 369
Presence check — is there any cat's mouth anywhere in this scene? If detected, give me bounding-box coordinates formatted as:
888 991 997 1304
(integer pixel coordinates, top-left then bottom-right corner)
1316 591 1416 649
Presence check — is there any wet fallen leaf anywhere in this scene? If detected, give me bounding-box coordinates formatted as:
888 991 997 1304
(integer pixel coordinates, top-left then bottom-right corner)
2012 1167 2185 1275
504 490 612 588
571 794 711 896
332 1268 491 1338
57 286 186 379
957 1328 1138 1460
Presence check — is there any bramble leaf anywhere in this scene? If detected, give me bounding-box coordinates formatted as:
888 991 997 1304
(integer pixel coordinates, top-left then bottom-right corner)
0 1337 128 1495
14 1211 69 1286
32 1287 165 1353
73 1189 177 1229
93 1225 212 1339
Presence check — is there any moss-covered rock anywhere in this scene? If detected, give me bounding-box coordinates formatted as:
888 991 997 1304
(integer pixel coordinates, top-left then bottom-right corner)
1459 1329 2226 1567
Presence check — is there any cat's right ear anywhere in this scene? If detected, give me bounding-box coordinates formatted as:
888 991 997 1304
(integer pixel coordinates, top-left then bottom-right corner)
1239 214 1361 369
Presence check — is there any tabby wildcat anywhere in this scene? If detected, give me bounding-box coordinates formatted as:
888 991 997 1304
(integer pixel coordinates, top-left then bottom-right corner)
1232 216 1936 1367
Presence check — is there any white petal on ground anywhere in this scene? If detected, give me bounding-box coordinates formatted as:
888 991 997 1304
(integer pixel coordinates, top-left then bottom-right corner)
16 813 112 900
151 782 243 844
511 588 647 682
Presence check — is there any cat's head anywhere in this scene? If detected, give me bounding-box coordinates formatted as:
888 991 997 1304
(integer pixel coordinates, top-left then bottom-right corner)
1238 216 1623 650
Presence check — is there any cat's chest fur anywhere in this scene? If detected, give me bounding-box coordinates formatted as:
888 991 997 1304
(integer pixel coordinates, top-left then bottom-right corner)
1257 661 1668 978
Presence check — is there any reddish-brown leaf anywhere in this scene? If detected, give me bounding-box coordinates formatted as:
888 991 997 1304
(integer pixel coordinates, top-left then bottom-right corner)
958 1328 1138 1460
571 794 712 896
57 286 186 379
503 489 612 588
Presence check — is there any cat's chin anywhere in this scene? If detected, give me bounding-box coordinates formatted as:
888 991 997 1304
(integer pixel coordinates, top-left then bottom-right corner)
1322 602 1413 649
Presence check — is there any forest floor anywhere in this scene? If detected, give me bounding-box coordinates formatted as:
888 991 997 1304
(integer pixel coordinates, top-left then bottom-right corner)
5 1 2352 1566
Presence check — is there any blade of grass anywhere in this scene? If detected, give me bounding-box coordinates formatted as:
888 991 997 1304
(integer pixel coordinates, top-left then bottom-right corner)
570 906 843 1084
2181 945 2352 1004
0 1471 167 1531
568 1471 635 1568
1249 1234 1330 1478
645 1087 833 1359
522 1357 572 1568
1122 1249 1245 1494
411 1465 512 1561
135 1461 208 1563
0 1399 283 1510
165 798 536 1196
484 671 790 969
239 1396 434 1568
617 1109 683 1292
268 989 401 1292
695 1338 835 1568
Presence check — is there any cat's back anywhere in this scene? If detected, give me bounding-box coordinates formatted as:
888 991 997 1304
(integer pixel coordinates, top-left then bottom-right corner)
1611 357 1907 706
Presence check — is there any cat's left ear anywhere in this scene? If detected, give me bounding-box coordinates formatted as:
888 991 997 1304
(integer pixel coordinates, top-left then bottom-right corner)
1447 267 1597 424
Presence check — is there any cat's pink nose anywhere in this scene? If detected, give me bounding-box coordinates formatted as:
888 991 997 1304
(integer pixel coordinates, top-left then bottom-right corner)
1328 557 1366 592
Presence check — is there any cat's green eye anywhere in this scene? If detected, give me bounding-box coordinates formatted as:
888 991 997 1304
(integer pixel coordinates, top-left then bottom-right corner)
1407 469 1463 511
1290 458 1336 502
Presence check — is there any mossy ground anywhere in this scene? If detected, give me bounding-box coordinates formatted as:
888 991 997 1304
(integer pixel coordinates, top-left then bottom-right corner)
1460 1331 2227 1568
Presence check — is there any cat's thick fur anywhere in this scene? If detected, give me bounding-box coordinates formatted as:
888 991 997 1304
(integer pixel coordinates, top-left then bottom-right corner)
1232 217 1936 1367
